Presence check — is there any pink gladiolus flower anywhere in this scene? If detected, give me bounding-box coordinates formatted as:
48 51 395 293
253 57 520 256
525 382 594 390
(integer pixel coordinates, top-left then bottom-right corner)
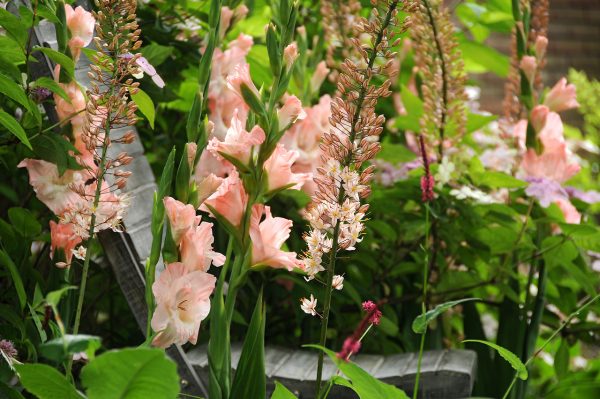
195 173 224 205
207 111 265 165
18 159 85 215
195 150 233 179
519 56 537 84
521 144 580 184
180 221 226 272
53 66 86 127
65 4 95 61
310 61 330 93
512 119 528 150
220 6 234 37
544 78 579 113
278 95 306 130
530 105 549 133
50 221 82 266
555 198 581 224
185 142 197 169
283 42 299 67
201 170 248 227
263 144 311 192
164 197 201 245
151 262 216 348
226 63 260 102
249 205 300 270
537 111 566 152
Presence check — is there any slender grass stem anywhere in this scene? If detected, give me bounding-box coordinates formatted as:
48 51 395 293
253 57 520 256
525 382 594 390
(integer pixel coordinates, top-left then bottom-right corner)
413 204 430 399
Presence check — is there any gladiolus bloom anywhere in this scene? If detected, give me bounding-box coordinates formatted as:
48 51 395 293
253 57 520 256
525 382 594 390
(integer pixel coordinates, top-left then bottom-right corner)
201 170 248 227
544 78 579 113
163 197 200 245
226 63 260 102
249 205 299 270
180 221 226 272
50 221 82 266
555 198 581 224
65 4 95 60
151 263 216 348
207 111 265 166
263 144 311 192
283 42 299 68
278 95 306 130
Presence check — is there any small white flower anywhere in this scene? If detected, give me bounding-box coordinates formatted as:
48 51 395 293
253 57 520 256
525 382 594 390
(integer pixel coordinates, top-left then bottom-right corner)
435 156 455 186
72 246 87 261
332 275 344 290
300 294 318 316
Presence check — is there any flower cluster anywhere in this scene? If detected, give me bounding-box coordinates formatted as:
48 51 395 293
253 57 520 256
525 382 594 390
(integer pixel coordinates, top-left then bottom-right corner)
336 301 382 361
299 0 403 284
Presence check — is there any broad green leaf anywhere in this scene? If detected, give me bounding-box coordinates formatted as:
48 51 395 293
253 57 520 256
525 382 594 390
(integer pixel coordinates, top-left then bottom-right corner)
0 250 26 311
376 142 417 164
412 298 480 334
467 113 497 133
39 334 101 363
8 207 41 237
81 348 179 399
474 171 527 189
34 47 75 80
0 110 31 149
131 89 155 129
0 73 32 112
305 345 409 399
140 43 173 66
270 382 297 399
554 338 569 380
230 290 266 399
462 340 528 380
30 134 81 175
15 364 84 399
31 77 70 102
395 88 423 132
0 8 27 46
0 381 26 399
46 286 77 308
460 40 510 77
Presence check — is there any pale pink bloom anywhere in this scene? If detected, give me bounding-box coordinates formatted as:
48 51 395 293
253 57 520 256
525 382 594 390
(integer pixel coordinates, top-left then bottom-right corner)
264 144 311 192
208 34 253 139
226 63 260 102
520 56 537 83
300 294 318 316
535 36 548 61
53 67 86 127
180 221 225 272
530 105 549 132
151 263 216 348
207 110 265 165
163 197 201 245
537 111 566 152
310 61 330 93
186 142 197 169
555 198 581 224
71 245 87 261
195 173 223 205
65 4 95 60
250 205 299 270
201 170 248 227
283 42 299 67
18 159 85 215
220 6 234 38
332 275 344 290
195 150 233 179
544 78 579 113
521 144 580 183
50 221 82 266
278 95 306 130
512 119 528 150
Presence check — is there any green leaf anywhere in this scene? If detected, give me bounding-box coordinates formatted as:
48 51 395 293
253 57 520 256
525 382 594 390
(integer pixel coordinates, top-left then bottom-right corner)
31 77 70 102
131 89 155 129
0 73 32 111
230 290 266 399
34 47 75 80
30 134 81 175
412 298 480 334
0 8 27 47
140 43 173 67
39 334 101 363
459 40 510 76
0 381 26 399
395 88 423 132
8 207 42 237
474 171 527 189
0 110 31 149
46 285 77 308
15 364 84 399
554 338 569 380
270 382 297 399
305 345 409 399
175 144 191 203
81 348 179 399
467 113 497 133
462 340 528 380
0 250 26 311
376 142 417 164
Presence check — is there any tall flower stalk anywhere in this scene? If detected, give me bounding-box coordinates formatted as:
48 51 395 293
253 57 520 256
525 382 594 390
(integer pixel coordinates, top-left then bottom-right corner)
66 0 141 374
300 1 405 395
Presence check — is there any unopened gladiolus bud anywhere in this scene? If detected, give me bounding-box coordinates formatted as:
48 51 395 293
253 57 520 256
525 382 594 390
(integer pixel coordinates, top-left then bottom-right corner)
300 295 318 316
310 61 330 93
531 105 549 132
520 56 537 84
535 36 548 61
186 142 197 169
544 78 579 113
283 42 299 68
332 275 344 290
278 95 306 130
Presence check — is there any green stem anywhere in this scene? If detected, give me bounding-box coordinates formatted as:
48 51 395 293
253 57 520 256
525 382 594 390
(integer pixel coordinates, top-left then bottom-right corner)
501 293 600 399
413 204 430 399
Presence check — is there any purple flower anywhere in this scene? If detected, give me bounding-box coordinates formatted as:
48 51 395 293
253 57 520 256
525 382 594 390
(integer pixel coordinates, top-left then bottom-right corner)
525 177 568 207
565 187 600 204
0 339 17 359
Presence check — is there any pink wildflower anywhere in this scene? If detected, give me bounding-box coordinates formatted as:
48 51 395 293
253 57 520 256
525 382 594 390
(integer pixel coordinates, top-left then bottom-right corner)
544 78 579 113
